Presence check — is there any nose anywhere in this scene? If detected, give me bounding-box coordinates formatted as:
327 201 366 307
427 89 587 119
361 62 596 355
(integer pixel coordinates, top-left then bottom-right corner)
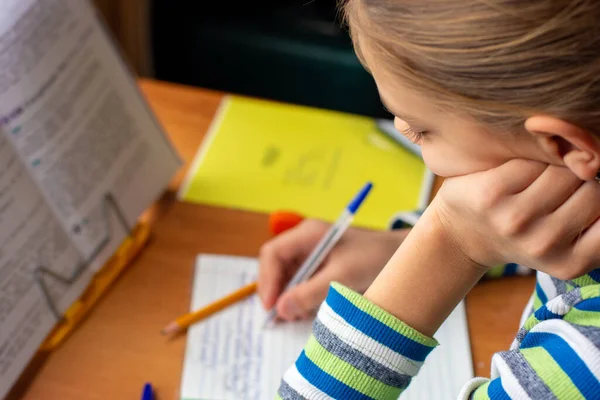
394 117 408 132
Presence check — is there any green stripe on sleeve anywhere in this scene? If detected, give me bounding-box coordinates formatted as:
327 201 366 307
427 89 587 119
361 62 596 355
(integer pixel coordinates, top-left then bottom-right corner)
304 335 402 399
471 382 491 400
580 285 600 300
331 283 438 348
563 309 600 328
485 265 506 279
522 314 541 332
571 275 598 287
521 347 583 399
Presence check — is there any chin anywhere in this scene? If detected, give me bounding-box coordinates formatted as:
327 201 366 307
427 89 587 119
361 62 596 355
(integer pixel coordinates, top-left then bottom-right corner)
425 157 502 178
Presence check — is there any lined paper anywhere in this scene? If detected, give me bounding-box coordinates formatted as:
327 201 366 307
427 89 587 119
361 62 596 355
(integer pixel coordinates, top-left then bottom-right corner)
181 254 473 400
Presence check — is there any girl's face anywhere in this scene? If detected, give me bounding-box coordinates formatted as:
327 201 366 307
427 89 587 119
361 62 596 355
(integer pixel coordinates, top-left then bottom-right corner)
374 73 550 178
365 51 552 178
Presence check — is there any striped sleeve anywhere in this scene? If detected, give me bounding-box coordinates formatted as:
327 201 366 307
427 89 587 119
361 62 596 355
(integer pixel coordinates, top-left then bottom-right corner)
484 262 533 280
277 283 437 399
461 286 600 399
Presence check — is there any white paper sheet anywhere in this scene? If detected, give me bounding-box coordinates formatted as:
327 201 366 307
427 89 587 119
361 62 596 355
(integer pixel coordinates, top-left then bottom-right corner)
401 295 474 399
181 255 473 400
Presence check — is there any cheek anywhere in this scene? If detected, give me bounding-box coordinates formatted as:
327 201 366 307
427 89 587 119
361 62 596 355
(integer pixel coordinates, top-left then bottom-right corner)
421 146 459 177
421 143 462 178
420 141 503 178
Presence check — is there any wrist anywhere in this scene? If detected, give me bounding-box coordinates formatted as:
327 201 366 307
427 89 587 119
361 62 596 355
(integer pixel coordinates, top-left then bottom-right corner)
429 196 497 271
364 207 485 336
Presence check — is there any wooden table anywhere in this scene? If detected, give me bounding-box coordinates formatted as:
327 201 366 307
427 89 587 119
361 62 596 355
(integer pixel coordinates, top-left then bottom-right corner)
16 79 536 400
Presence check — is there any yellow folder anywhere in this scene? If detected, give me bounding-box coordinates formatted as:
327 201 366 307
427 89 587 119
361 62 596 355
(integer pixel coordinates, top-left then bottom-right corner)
180 96 431 230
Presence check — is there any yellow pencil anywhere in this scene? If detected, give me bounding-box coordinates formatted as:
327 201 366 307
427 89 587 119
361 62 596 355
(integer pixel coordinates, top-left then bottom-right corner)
161 281 258 335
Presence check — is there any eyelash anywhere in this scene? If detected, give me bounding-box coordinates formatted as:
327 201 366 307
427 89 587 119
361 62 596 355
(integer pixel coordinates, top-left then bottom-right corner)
381 104 428 142
400 125 427 142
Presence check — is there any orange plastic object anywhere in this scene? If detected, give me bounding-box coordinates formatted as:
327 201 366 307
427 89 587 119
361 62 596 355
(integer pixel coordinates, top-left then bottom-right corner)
269 211 304 235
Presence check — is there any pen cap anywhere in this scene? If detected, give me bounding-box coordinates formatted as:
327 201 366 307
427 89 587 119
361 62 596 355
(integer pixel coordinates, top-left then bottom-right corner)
142 383 154 400
346 182 373 214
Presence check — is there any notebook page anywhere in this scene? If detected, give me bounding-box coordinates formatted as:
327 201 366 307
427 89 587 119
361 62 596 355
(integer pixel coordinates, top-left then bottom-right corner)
181 255 473 400
181 255 312 400
402 300 473 399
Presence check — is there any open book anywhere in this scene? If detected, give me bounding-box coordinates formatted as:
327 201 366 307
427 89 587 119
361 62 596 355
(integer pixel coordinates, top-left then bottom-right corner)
0 1 179 397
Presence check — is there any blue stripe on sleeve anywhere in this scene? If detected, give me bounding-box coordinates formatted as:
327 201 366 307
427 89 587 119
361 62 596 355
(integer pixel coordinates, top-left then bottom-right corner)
326 286 434 362
535 282 548 304
520 332 600 398
534 305 563 321
295 351 374 400
574 297 600 312
504 263 518 276
487 378 512 400
586 269 600 283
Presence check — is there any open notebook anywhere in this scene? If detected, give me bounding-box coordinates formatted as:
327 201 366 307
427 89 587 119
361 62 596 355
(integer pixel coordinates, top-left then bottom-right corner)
180 255 473 400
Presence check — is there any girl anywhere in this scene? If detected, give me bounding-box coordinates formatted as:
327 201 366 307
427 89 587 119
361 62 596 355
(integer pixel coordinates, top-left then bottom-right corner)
259 1 600 399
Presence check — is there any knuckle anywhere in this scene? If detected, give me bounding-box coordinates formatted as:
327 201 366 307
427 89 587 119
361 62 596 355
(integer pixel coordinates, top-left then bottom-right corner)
296 218 322 233
482 181 504 206
471 191 494 212
258 242 274 259
498 211 529 237
498 221 520 237
526 238 555 259
301 218 321 229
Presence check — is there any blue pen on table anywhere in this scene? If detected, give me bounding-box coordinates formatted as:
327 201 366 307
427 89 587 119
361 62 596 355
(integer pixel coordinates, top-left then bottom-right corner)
263 181 373 327
141 382 154 400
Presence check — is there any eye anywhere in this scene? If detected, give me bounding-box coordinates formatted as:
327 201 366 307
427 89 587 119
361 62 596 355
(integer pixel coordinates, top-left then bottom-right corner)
400 125 428 143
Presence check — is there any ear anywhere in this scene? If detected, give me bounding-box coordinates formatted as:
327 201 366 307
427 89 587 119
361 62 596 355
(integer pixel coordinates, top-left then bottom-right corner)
525 115 600 181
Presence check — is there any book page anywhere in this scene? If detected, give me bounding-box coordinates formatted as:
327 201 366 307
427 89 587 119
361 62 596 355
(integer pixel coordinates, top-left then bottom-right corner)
0 133 94 399
181 255 474 400
0 0 180 268
0 0 179 397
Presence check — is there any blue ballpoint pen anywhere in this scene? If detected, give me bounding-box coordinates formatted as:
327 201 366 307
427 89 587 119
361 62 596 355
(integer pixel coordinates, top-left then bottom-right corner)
141 383 154 400
263 181 373 327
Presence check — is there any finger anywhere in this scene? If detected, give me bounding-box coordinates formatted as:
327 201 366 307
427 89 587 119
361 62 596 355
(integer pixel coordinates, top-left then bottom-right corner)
257 221 326 309
548 180 600 244
275 267 337 321
488 159 548 194
573 215 600 269
513 165 583 217
443 160 547 208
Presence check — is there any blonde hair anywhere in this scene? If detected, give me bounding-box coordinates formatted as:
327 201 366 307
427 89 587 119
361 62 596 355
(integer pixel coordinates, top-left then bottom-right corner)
343 0 600 133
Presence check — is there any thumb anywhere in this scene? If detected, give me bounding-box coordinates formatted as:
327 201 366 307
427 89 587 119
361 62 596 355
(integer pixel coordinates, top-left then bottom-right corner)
275 269 335 320
258 220 328 309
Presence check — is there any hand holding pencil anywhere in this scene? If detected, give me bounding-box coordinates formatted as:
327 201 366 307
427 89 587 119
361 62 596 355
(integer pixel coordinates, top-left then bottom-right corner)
161 182 373 335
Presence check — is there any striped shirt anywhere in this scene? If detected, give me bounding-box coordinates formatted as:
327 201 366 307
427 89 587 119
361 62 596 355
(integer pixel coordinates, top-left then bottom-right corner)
276 212 600 399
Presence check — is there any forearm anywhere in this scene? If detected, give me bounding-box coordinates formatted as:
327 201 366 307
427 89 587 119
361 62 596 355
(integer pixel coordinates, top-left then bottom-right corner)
365 207 485 336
